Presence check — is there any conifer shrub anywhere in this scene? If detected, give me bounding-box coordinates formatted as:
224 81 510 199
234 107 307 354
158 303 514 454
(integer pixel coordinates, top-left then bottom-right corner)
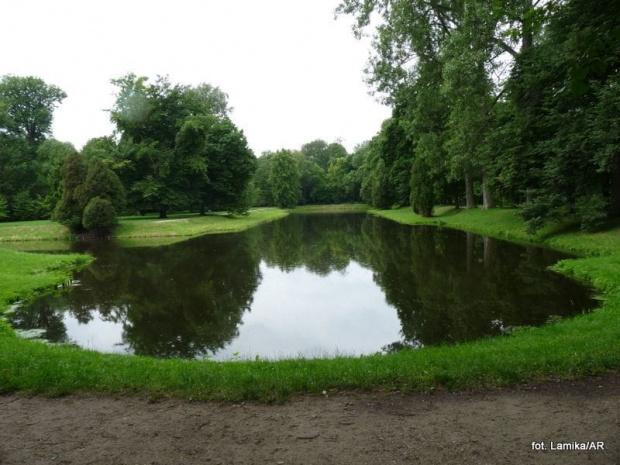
82 197 117 231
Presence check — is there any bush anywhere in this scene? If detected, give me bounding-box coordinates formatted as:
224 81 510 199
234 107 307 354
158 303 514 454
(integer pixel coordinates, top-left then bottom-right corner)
82 197 117 231
0 195 8 220
520 193 566 233
575 193 608 232
12 191 46 220
53 197 83 229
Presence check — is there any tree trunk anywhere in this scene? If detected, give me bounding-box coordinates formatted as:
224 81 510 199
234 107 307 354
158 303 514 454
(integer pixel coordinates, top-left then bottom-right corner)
609 152 620 218
199 202 206 216
454 195 460 210
466 232 475 272
482 172 495 210
525 188 534 204
465 173 475 209
159 206 168 219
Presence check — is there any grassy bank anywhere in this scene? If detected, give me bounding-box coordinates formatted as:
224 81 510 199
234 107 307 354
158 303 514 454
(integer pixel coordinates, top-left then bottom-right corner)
114 208 289 240
0 208 290 244
371 205 620 256
0 205 619 401
0 220 72 242
293 204 371 214
0 248 92 316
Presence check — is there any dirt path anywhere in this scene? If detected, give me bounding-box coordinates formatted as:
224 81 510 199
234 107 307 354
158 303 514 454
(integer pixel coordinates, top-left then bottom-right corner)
1 372 618 465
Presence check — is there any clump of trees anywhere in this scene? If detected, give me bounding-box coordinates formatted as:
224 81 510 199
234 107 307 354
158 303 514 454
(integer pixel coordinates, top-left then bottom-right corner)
0 75 70 220
335 0 620 232
252 139 363 208
54 154 126 232
108 74 256 218
0 73 257 229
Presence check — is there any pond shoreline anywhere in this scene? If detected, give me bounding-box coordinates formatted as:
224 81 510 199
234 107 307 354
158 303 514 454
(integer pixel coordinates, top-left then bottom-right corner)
0 205 619 401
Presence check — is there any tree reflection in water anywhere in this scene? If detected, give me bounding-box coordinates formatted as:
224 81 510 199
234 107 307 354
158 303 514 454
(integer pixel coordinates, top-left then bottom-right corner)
13 214 596 359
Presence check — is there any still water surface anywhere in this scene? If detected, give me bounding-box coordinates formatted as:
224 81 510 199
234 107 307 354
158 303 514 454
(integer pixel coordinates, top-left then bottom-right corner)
12 214 596 360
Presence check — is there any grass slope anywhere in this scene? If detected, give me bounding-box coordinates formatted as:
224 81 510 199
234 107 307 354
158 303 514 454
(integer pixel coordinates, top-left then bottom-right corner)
0 205 619 401
0 208 290 245
0 248 92 315
114 208 289 241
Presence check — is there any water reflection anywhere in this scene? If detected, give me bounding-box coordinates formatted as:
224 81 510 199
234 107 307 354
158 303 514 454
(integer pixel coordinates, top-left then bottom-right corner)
12 214 595 359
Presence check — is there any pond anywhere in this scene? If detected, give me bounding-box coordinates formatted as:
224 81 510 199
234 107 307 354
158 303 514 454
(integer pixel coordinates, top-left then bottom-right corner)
11 213 596 360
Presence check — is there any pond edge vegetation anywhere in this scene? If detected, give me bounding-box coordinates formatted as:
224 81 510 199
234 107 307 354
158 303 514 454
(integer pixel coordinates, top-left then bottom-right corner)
0 205 619 402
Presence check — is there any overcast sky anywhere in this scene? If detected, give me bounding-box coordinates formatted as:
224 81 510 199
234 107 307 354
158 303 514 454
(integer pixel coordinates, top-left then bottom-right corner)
1 0 391 155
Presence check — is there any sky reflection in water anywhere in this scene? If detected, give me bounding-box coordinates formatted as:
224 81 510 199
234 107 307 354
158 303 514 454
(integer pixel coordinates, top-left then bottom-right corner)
12 214 596 360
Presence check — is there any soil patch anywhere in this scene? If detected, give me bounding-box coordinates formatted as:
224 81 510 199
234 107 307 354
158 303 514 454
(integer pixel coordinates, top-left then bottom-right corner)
1 372 618 465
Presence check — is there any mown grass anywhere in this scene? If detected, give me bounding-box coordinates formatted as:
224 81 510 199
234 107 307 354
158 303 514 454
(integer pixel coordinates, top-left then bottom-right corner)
0 220 73 242
0 208 290 245
113 208 289 240
293 204 371 214
0 205 619 402
0 248 92 314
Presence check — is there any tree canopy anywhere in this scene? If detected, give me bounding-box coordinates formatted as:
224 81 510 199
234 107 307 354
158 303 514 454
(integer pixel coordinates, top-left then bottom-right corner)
334 0 620 231
109 74 256 217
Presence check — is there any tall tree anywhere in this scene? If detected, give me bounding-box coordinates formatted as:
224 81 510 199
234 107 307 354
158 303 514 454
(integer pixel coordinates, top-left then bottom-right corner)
0 76 66 146
35 139 76 215
337 0 550 210
268 150 302 208
54 152 88 229
110 74 254 217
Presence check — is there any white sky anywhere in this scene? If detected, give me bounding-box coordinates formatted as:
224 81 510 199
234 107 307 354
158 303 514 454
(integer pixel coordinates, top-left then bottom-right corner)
1 0 391 155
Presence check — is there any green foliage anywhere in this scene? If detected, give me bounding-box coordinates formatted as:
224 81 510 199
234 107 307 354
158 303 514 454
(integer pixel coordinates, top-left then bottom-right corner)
370 158 390 209
78 158 126 214
0 195 8 220
12 191 45 220
575 194 608 233
200 119 256 214
35 139 76 216
268 150 302 208
81 136 119 165
335 0 620 227
0 76 69 222
253 153 274 206
53 154 125 231
53 152 88 230
82 197 118 231
0 75 66 145
410 157 434 217
109 74 253 217
301 140 346 170
520 193 566 234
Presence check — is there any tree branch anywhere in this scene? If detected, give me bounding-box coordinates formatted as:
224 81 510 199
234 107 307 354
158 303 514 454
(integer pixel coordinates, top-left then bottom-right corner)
493 38 519 57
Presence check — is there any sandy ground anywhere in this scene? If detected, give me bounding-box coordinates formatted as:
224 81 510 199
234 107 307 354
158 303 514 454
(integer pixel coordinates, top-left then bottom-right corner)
1 372 618 465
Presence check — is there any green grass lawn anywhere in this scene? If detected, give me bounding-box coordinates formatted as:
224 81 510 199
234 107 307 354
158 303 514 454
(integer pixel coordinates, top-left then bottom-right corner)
0 208 290 245
0 220 73 242
0 205 619 401
114 208 289 239
0 248 92 315
293 203 371 214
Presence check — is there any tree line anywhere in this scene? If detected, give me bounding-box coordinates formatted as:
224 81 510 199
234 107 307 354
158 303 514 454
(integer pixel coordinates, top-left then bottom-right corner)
245 0 619 233
333 0 620 232
2 0 618 233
